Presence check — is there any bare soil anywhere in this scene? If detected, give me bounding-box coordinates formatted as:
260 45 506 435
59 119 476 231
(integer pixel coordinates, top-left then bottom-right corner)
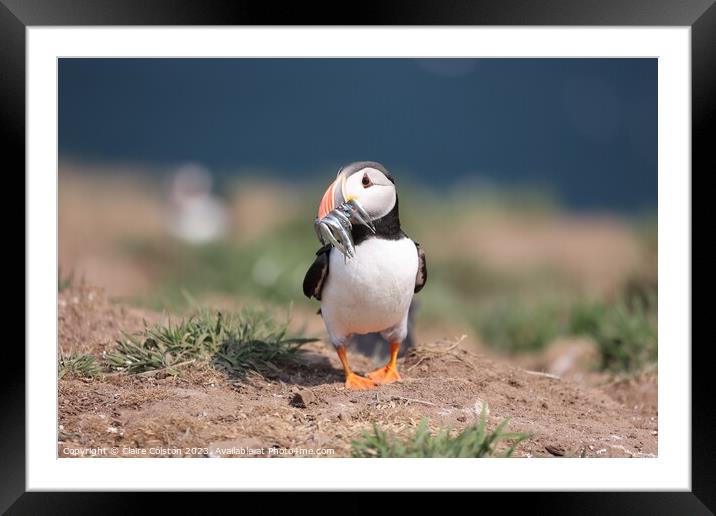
58 287 657 458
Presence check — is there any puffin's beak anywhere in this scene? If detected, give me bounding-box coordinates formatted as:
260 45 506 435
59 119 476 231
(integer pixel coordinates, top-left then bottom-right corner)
318 178 338 219
313 173 376 257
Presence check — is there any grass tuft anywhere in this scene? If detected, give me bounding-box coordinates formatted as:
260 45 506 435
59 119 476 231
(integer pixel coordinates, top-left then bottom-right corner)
104 308 317 377
351 406 529 458
473 300 567 354
569 291 657 374
472 284 657 375
58 268 75 292
59 353 102 379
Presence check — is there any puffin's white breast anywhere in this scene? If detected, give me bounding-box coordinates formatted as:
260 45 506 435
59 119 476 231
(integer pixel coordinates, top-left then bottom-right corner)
321 237 418 337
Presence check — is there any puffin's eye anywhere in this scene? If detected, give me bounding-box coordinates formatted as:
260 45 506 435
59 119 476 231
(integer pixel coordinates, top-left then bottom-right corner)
361 173 372 188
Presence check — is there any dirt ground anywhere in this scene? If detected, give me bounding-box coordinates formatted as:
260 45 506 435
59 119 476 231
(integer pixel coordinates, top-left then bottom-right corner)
58 286 657 458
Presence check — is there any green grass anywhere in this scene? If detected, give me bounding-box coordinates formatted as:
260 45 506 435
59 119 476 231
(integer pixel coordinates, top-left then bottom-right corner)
351 407 529 458
104 308 317 377
58 353 102 379
58 268 75 292
472 298 569 354
123 227 317 312
470 284 657 374
569 290 657 374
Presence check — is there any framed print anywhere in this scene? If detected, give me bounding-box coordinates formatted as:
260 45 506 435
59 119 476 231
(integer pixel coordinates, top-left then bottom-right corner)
6 0 711 511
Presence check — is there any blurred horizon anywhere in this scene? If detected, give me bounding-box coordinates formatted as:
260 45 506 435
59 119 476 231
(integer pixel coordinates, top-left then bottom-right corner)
59 58 657 213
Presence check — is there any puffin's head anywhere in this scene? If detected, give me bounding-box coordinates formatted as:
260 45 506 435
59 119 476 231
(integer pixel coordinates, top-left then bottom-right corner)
318 161 396 221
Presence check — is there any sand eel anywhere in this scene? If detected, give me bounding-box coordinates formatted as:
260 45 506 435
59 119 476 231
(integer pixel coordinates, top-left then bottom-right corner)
303 161 427 390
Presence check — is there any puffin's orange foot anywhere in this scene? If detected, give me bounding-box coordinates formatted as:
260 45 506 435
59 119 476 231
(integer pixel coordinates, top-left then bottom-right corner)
345 373 377 390
367 366 401 385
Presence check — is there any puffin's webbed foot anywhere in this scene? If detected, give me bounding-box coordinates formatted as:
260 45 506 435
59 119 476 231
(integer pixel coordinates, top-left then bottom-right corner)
366 342 402 385
314 199 375 260
335 344 377 390
366 366 401 385
345 372 377 390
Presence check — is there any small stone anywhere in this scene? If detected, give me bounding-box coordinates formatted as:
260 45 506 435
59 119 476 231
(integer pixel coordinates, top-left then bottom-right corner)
545 444 565 456
290 389 316 408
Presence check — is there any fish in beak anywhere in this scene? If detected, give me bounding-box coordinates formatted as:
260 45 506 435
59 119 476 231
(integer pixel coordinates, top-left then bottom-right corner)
314 174 375 259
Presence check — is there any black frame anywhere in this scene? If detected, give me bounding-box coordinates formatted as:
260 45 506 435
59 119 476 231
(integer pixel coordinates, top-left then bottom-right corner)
6 0 710 512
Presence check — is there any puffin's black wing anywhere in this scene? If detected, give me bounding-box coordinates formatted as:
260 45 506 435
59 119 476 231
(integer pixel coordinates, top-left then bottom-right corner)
303 244 331 300
414 242 427 293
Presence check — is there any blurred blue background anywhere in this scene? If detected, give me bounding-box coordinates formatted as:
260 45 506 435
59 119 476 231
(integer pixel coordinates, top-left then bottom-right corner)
59 58 656 212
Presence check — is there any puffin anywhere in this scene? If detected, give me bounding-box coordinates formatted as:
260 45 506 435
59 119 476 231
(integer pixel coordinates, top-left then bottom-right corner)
303 161 427 390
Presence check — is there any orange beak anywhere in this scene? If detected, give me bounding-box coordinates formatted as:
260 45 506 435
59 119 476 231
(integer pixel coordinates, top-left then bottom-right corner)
318 179 338 219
